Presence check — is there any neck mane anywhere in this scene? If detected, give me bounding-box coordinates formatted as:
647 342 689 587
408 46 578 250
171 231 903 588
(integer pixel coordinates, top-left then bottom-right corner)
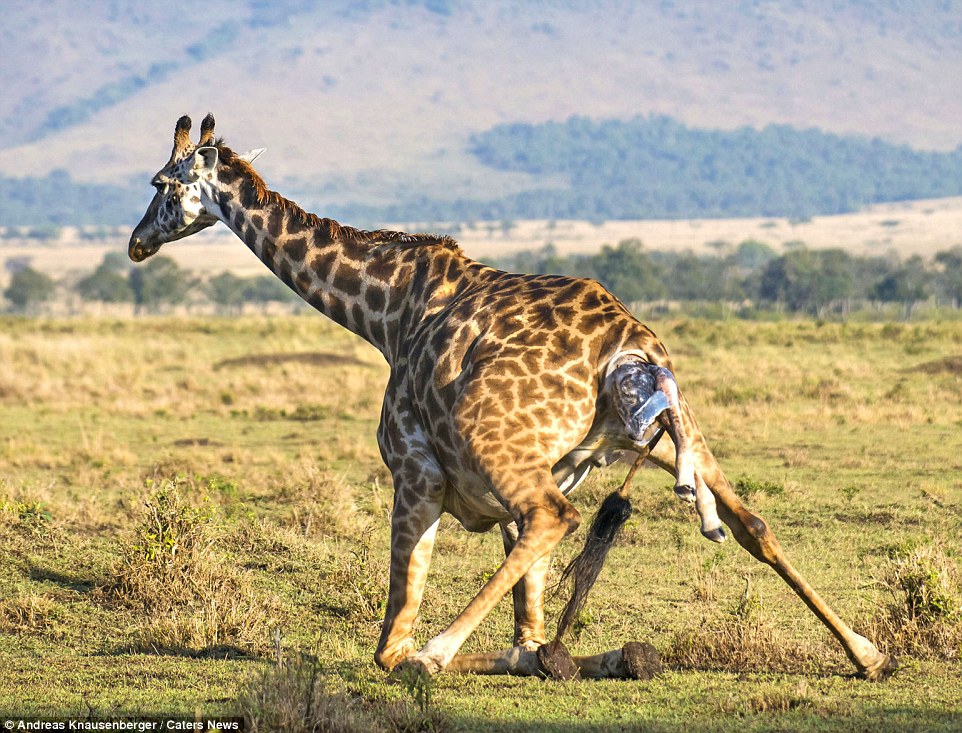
206 143 484 364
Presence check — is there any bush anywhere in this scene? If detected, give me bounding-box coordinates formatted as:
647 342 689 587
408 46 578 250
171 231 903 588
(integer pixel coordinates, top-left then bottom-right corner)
3 267 55 312
865 544 962 659
98 480 276 656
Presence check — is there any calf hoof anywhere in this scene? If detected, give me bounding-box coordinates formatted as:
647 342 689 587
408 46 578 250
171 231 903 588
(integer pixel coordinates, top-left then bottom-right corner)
701 526 727 543
622 641 662 680
674 484 696 502
537 639 580 681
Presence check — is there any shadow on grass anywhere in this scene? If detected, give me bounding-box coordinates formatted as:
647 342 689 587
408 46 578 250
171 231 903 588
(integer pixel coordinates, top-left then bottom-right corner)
438 709 962 733
94 644 263 661
213 352 372 370
27 564 98 593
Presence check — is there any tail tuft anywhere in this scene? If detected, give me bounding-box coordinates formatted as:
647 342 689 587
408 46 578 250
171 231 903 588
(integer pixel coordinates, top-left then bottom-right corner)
555 490 632 641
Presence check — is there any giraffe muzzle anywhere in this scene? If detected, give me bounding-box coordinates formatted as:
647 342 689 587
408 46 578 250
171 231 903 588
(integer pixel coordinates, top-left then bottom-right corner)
128 237 159 262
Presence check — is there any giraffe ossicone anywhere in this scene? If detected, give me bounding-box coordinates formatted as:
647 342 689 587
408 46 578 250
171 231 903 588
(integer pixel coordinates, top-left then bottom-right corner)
128 114 896 682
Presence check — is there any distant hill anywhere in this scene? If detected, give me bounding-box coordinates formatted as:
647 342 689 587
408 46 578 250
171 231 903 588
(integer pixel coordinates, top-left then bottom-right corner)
454 116 962 220
5 115 962 226
1 0 960 225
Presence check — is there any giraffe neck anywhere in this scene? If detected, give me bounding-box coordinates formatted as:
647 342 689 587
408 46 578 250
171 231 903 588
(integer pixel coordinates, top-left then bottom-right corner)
205 149 486 363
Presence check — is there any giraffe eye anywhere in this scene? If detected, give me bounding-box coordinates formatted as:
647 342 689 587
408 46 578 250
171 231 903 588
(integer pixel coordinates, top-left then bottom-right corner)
152 179 168 194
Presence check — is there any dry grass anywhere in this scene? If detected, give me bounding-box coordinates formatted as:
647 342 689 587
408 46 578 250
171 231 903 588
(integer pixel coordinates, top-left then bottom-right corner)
2 316 961 729
241 653 450 733
274 460 374 540
98 480 278 656
863 544 962 660
664 581 832 675
0 593 62 634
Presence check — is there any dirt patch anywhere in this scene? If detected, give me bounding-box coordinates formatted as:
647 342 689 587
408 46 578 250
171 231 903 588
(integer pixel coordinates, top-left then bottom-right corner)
908 355 962 375
213 352 372 370
172 438 224 447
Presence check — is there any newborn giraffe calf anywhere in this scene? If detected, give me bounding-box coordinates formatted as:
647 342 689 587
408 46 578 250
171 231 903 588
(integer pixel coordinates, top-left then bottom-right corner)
128 114 895 681
606 352 724 542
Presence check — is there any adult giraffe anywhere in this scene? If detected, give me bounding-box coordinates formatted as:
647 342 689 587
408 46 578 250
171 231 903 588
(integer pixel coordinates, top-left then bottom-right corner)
129 114 895 681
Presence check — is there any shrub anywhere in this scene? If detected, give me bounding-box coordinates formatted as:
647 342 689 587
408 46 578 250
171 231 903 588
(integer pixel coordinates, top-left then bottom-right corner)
864 544 962 659
99 480 276 656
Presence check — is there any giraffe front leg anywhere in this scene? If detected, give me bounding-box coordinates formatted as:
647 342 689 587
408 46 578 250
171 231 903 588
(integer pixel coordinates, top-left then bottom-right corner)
374 482 444 672
500 521 551 650
399 470 580 677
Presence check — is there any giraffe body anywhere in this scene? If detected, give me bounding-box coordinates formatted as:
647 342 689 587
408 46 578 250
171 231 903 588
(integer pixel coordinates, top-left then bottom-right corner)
129 115 895 681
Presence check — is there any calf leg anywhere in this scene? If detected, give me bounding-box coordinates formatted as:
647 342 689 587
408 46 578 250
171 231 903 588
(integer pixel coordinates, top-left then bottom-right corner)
608 356 723 541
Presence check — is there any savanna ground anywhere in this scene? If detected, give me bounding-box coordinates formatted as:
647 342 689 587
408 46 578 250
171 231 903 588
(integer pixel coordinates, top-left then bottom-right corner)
0 315 960 732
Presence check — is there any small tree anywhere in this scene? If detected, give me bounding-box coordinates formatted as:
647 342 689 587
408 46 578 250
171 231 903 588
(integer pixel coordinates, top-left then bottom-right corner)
247 275 297 310
4 267 55 312
586 239 666 303
760 249 853 316
934 247 962 307
207 271 246 314
76 255 134 304
872 255 930 317
129 256 195 313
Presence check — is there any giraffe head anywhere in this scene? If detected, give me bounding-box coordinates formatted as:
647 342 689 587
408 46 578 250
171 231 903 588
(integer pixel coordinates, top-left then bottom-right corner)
129 113 225 262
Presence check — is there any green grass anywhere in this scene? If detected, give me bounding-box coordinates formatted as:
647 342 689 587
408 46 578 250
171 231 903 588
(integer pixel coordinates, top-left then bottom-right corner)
0 316 960 731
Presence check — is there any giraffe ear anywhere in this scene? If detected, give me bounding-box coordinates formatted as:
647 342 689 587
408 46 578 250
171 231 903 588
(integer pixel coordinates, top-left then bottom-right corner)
191 146 219 179
237 148 266 164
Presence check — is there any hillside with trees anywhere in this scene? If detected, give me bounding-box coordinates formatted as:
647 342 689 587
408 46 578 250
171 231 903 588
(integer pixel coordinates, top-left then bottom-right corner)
1 1 960 226
463 116 962 220
5 116 962 227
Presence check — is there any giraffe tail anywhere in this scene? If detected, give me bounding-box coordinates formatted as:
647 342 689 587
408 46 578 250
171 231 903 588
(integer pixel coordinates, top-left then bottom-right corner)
554 487 633 642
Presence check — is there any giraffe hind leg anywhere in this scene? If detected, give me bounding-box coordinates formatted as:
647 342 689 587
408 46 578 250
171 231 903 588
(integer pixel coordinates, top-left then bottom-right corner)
647 424 894 679
501 521 551 650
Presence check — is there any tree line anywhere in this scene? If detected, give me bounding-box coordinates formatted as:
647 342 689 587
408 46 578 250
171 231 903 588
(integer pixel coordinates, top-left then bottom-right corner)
491 240 962 318
2 253 298 315
4 242 962 319
454 116 962 222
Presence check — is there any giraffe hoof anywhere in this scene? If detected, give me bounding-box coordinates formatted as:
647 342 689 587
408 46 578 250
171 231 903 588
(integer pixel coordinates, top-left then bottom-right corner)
622 641 662 680
537 639 580 681
857 653 898 681
674 484 696 502
701 526 727 543
392 654 442 679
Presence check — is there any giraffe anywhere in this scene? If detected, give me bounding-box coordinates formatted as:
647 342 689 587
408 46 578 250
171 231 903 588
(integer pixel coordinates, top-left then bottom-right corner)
129 114 896 681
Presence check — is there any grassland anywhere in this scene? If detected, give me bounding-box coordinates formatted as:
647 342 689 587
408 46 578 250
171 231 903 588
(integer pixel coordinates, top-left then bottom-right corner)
1 315 960 731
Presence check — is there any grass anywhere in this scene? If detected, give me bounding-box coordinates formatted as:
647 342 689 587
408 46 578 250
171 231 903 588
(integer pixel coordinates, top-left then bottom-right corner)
0 315 960 731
